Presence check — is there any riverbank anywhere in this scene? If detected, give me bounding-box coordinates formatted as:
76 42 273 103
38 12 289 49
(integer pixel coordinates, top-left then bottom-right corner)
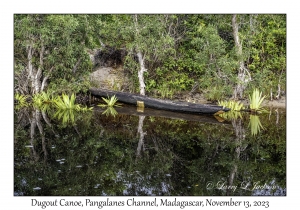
89 67 286 109
169 90 286 109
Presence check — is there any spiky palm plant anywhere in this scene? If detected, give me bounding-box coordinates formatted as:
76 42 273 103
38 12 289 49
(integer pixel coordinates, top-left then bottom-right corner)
98 95 121 107
54 93 93 112
54 93 81 111
249 88 266 112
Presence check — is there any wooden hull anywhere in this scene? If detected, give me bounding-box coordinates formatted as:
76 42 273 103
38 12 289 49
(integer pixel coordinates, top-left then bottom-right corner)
89 88 230 115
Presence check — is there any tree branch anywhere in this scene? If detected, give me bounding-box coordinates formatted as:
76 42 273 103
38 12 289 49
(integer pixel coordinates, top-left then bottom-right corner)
72 58 82 74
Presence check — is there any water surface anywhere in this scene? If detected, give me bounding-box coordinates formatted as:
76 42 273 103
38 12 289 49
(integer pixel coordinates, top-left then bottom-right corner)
14 105 286 196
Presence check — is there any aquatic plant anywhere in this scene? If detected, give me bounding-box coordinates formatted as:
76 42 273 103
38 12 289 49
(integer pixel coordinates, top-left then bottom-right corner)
54 93 93 112
102 107 119 117
54 93 80 110
53 105 93 126
218 100 244 111
249 88 266 112
53 109 76 125
98 95 121 107
219 111 243 121
249 114 264 136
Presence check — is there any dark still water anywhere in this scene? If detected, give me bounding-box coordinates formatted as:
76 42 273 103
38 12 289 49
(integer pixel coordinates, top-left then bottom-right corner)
14 105 286 196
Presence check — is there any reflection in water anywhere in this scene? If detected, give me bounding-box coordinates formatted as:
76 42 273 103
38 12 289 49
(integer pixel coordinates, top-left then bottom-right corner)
249 115 264 136
136 115 146 158
14 105 286 196
53 109 76 125
30 108 48 162
220 110 243 121
102 107 118 117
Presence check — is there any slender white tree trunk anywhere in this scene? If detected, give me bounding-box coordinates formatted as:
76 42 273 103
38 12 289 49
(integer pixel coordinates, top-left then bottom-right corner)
134 14 147 96
27 44 37 94
232 15 251 99
136 115 146 158
136 51 147 95
26 42 53 94
27 43 44 94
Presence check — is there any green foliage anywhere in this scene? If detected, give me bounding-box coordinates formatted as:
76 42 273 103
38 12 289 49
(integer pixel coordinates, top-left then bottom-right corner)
32 92 54 107
204 86 229 102
47 75 92 95
218 100 244 111
218 100 244 121
219 110 243 121
53 109 77 125
14 104 286 196
16 91 93 115
54 93 93 112
14 93 29 108
98 95 121 107
156 83 175 99
14 14 93 95
249 114 264 136
14 14 286 102
102 107 119 117
249 88 266 112
54 93 80 110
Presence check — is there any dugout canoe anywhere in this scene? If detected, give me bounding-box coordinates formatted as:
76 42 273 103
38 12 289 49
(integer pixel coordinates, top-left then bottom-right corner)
89 87 230 115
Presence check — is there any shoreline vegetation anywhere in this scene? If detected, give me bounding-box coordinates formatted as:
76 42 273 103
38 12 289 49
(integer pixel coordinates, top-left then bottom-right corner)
14 14 286 111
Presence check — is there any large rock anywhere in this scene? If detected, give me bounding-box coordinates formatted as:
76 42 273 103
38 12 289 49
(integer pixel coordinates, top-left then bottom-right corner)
90 67 130 91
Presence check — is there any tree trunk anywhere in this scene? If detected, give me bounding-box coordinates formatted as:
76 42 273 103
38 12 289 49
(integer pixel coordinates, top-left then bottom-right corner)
27 43 44 94
232 15 251 99
134 14 147 96
226 118 246 195
136 51 147 95
27 44 38 94
136 115 146 158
